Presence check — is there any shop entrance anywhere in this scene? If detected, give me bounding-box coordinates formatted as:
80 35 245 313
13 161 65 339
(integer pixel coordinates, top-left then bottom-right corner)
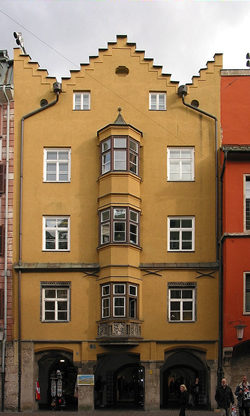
95 353 144 409
160 350 209 409
37 350 78 410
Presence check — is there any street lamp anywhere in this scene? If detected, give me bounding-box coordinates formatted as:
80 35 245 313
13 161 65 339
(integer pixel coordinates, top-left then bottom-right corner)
230 320 247 341
0 326 4 341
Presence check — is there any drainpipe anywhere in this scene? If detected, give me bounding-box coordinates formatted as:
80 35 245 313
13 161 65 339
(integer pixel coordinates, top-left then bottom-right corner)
1 84 13 412
18 82 62 412
217 150 228 385
178 85 219 261
178 85 222 385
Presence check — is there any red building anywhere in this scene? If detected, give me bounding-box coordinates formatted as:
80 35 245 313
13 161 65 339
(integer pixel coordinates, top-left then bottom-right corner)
221 69 250 384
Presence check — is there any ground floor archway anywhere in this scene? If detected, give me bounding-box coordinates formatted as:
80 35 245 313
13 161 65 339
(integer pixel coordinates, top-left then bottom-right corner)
94 353 144 409
160 349 210 409
37 350 78 411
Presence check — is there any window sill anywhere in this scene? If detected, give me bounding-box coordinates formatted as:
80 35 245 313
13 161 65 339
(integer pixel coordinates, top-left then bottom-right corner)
97 243 142 251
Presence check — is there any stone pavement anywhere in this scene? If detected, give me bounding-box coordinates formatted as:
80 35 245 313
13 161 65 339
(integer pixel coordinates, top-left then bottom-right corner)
2 410 219 415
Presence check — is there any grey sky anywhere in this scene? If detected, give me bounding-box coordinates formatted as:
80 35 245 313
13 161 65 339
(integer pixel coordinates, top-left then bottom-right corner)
1 0 250 85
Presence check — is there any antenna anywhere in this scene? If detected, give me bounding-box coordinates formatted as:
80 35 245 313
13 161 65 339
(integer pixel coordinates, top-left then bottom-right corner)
13 32 27 54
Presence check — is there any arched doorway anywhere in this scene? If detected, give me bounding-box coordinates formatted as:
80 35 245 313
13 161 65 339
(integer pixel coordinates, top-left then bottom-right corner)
37 350 78 410
94 353 144 409
161 349 209 409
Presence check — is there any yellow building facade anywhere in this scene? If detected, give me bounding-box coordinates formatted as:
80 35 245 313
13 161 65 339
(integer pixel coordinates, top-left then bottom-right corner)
12 36 221 411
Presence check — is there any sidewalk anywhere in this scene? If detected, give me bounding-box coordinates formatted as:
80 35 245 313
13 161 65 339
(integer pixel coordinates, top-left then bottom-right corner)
2 410 218 415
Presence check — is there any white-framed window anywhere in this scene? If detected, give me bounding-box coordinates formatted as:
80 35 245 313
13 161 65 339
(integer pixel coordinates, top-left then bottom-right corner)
44 148 71 182
73 92 90 110
43 216 70 251
167 147 195 181
149 92 166 110
168 217 195 251
41 282 70 322
100 207 139 246
244 273 250 314
101 136 139 175
101 283 138 319
245 176 250 231
168 283 196 322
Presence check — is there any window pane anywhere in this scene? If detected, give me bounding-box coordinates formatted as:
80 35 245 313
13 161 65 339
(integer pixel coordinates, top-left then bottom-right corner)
102 298 110 317
58 311 67 320
130 140 138 152
159 94 166 110
114 209 126 219
130 223 138 244
102 152 111 174
170 290 181 299
170 219 180 228
114 150 126 170
58 218 68 228
150 94 157 110
58 151 69 160
129 298 137 318
114 222 126 241
182 290 193 299
114 138 126 148
114 284 125 294
246 199 250 230
170 231 179 249
47 151 57 160
45 301 55 311
58 231 68 250
129 285 137 296
45 289 55 298
130 153 138 174
182 219 192 228
130 211 138 222
246 275 250 312
46 231 55 249
114 297 125 316
101 224 110 244
102 285 110 296
101 210 110 222
57 289 68 299
45 311 55 320
74 94 81 110
46 219 56 228
102 139 111 152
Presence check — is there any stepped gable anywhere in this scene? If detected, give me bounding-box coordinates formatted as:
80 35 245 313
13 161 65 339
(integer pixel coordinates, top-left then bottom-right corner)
66 35 178 86
13 47 57 84
186 53 223 88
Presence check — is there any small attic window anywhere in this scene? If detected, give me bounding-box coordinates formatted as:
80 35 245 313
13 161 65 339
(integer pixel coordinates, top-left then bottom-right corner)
115 66 129 76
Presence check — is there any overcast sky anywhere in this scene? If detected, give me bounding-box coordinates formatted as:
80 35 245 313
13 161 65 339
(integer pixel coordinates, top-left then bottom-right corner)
1 0 250 85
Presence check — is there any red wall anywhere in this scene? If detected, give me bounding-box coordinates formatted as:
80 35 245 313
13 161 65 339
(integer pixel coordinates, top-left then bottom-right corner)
221 74 250 348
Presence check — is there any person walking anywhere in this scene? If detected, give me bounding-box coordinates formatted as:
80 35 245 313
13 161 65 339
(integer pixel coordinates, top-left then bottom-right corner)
235 375 250 416
191 377 200 410
215 378 234 416
179 384 189 416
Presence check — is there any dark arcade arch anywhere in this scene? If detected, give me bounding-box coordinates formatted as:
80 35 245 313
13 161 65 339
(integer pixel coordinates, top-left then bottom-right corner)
160 349 210 409
37 350 78 410
94 353 144 410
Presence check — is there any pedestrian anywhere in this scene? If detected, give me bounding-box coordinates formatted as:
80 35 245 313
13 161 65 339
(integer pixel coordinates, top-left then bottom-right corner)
95 375 105 407
179 384 189 416
215 378 234 416
235 375 250 416
191 377 200 410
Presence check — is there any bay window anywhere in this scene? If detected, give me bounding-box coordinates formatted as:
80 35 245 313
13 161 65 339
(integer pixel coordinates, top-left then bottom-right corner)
101 136 139 175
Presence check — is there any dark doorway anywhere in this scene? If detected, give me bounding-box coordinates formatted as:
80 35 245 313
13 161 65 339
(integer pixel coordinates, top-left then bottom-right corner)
95 353 144 410
161 350 208 409
38 351 78 410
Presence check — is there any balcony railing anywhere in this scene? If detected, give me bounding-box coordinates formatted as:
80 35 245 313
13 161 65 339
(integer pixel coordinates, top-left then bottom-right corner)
97 320 142 345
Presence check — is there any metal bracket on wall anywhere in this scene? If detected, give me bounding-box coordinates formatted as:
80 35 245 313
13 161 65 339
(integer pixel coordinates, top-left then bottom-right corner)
143 269 163 277
82 270 99 278
196 270 215 279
